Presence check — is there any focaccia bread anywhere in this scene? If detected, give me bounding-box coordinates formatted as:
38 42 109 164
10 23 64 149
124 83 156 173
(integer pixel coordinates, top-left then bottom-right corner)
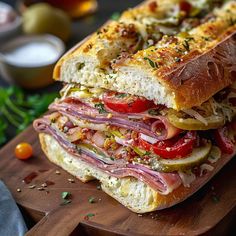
34 0 236 214
54 1 236 110
40 133 235 213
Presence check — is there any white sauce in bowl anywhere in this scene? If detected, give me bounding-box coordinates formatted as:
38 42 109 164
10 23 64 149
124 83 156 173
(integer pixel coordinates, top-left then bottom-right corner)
4 41 60 67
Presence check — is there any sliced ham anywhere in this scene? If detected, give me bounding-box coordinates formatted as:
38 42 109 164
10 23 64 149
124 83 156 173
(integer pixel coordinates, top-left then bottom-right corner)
33 117 182 195
49 98 180 141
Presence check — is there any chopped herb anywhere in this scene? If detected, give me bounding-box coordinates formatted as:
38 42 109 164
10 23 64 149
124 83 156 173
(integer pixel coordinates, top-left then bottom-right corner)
60 200 72 206
77 62 85 70
76 146 82 154
144 57 158 68
110 157 115 161
202 36 211 41
111 12 120 21
228 17 236 26
182 40 190 52
145 151 151 156
61 191 71 199
84 213 95 220
88 196 95 204
211 194 220 203
148 109 160 116
115 93 128 98
95 103 107 113
186 37 194 42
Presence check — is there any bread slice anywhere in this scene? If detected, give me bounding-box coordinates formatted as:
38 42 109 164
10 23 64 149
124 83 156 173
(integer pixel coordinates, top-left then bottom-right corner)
54 1 236 110
39 133 235 213
53 0 182 81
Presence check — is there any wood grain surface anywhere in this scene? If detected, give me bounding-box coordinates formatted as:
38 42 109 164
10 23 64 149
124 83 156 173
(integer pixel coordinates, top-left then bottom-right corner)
0 125 235 236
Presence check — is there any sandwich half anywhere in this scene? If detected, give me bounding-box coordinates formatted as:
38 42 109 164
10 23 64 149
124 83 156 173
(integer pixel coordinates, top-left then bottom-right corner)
34 0 236 213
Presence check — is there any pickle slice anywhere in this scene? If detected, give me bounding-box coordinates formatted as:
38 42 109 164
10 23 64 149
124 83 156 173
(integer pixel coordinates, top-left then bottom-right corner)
157 142 212 172
167 109 224 130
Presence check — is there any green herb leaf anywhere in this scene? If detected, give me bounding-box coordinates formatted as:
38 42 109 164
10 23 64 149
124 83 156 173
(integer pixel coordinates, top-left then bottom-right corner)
111 12 120 21
148 109 160 116
60 199 72 206
228 17 236 26
182 40 190 52
61 191 71 199
144 57 158 68
88 196 95 204
77 62 85 70
0 86 58 145
95 103 107 114
115 93 127 98
211 194 220 203
84 213 95 220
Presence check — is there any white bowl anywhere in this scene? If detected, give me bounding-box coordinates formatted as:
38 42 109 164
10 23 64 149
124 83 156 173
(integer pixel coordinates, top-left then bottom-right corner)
0 34 65 89
0 2 22 42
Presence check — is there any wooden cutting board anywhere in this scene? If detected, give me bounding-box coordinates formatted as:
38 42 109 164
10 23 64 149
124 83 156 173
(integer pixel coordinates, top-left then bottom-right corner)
0 125 235 236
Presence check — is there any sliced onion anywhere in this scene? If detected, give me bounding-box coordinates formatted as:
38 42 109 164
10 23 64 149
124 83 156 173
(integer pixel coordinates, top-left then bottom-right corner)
67 127 83 142
183 109 208 126
200 164 214 176
91 131 106 148
140 133 158 144
178 171 196 188
114 136 133 146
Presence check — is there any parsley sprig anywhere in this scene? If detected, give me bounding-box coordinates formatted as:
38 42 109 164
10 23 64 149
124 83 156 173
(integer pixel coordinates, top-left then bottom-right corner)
0 86 57 145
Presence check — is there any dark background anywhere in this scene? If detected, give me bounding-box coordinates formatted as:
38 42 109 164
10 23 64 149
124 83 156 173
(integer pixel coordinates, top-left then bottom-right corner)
0 0 142 143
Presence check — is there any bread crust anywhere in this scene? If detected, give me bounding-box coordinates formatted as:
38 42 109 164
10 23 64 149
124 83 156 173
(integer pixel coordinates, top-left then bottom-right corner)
53 1 236 110
39 133 235 213
160 30 236 110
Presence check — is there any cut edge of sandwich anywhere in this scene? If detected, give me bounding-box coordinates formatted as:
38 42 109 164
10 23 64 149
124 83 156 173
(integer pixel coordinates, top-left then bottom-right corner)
39 133 235 213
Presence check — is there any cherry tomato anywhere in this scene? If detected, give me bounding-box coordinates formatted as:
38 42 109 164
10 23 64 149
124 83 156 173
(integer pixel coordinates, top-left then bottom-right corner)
139 131 197 159
103 91 155 113
15 142 33 160
214 126 234 154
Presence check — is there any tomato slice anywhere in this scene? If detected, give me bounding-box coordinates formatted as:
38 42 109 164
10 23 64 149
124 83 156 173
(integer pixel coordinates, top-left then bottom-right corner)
103 91 155 113
139 131 197 159
180 1 192 14
214 126 234 154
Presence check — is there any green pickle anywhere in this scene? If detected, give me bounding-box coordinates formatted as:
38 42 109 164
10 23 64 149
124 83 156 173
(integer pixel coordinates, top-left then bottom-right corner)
156 142 212 172
167 109 224 130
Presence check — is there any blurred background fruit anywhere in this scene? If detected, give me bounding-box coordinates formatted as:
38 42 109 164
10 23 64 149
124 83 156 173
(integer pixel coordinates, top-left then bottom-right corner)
22 3 71 42
19 0 98 18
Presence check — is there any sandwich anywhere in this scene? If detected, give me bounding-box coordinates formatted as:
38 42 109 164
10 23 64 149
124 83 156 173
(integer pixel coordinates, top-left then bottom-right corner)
34 0 236 213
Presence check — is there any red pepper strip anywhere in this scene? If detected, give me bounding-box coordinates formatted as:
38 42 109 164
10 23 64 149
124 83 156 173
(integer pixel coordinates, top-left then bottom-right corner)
214 126 234 154
139 131 197 159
